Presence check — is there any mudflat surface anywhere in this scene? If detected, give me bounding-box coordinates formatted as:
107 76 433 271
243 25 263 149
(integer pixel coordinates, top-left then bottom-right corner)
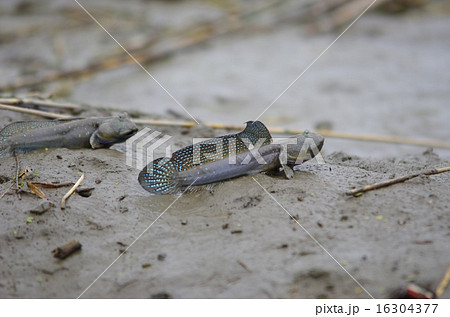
0 110 449 299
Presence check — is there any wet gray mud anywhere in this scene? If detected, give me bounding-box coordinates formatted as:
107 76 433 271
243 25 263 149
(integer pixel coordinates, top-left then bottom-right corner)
0 109 449 298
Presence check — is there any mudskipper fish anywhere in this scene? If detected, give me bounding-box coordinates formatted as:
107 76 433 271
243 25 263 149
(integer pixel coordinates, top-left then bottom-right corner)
138 121 324 194
0 113 138 158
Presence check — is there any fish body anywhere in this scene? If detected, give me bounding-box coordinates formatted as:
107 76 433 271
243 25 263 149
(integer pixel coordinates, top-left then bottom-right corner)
0 113 137 157
139 121 272 194
172 143 283 185
177 131 324 185
139 121 324 194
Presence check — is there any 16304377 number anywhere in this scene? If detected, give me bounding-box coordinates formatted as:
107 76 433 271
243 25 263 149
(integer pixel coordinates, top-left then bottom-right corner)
376 304 438 314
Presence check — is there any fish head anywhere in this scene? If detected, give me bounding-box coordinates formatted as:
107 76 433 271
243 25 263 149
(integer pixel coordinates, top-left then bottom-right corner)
90 113 138 148
285 130 324 165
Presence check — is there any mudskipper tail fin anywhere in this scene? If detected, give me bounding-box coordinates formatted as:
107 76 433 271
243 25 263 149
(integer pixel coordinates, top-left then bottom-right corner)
0 119 76 139
0 118 79 158
138 157 180 194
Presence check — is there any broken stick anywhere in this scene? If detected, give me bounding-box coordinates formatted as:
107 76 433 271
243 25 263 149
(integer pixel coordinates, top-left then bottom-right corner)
347 166 450 196
61 173 85 209
28 181 75 188
436 266 450 298
27 182 47 200
52 240 82 259
13 153 23 199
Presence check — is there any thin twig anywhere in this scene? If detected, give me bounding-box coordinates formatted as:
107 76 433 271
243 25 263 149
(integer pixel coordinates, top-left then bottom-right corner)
0 97 81 111
0 103 70 119
0 184 14 200
0 157 27 201
346 166 450 196
61 173 85 210
14 153 21 200
237 259 252 273
435 266 450 298
14 153 19 188
29 182 75 188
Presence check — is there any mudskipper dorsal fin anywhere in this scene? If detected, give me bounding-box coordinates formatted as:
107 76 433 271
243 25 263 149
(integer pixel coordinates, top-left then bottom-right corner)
168 121 273 171
238 121 272 147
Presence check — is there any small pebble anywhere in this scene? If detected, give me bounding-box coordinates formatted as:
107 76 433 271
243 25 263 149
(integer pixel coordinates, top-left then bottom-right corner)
157 253 166 261
30 201 55 215
151 292 172 299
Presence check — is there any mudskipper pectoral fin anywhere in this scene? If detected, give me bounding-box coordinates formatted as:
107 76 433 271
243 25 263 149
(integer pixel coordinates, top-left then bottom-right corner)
281 164 294 179
278 150 294 179
89 131 102 149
